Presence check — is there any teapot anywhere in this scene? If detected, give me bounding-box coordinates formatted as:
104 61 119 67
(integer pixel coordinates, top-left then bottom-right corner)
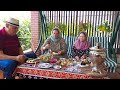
89 42 106 59
87 42 107 77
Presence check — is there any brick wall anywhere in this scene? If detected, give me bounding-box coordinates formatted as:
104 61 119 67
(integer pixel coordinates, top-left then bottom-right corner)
31 11 40 52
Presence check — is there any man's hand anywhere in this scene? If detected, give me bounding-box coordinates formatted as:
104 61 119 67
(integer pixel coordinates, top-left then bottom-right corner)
16 55 27 64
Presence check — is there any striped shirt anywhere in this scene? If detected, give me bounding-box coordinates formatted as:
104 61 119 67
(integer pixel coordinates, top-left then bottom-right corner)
0 27 21 56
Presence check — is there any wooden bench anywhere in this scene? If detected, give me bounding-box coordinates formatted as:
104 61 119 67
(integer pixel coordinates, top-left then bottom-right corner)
63 36 117 73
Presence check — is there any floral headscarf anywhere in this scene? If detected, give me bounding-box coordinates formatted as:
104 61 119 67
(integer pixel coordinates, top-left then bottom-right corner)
49 27 62 43
74 32 90 50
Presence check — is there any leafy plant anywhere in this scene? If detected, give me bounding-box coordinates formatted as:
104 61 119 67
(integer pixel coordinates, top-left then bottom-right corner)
97 21 112 33
78 21 93 36
47 22 55 36
78 21 88 32
17 18 31 51
47 22 94 36
47 22 67 36
57 23 67 36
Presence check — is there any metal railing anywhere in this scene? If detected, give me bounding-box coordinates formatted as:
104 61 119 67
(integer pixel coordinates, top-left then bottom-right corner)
44 11 116 36
42 11 120 52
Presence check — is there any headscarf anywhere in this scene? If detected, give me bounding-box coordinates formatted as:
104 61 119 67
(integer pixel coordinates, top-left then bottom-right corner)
49 27 62 43
74 31 90 50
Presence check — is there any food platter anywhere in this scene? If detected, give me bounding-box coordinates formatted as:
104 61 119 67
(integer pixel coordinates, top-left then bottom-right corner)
79 64 89 67
26 58 40 64
38 63 53 69
64 66 82 73
53 65 62 70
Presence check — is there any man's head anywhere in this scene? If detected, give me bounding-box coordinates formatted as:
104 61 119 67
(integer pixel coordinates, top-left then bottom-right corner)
4 18 19 36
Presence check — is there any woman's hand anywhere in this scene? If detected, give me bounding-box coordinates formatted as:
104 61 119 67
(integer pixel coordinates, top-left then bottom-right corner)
43 44 50 50
75 56 80 60
81 54 87 59
58 51 62 55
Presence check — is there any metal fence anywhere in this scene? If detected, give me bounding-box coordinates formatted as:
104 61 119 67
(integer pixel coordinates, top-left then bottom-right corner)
42 11 120 52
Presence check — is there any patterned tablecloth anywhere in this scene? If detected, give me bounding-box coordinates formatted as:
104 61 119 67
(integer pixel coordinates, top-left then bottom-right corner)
15 63 109 79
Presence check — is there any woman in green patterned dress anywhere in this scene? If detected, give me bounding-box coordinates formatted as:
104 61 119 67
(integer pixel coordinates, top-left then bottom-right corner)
41 27 68 59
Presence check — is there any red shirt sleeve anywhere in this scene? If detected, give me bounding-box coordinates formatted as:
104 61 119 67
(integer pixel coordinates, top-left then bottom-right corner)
0 35 4 50
16 36 21 48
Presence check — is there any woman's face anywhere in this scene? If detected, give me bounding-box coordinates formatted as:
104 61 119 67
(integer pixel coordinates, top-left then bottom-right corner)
52 30 59 38
78 33 86 42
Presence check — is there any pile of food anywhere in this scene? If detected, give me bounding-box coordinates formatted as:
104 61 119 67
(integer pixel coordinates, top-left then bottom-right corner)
49 58 58 63
38 54 52 63
26 59 35 64
26 58 40 64
81 59 91 65
51 52 58 55
56 59 73 66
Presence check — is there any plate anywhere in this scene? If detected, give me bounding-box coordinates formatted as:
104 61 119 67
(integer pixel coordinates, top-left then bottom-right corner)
53 65 62 70
79 64 89 67
64 66 81 73
26 59 36 64
38 63 53 69
74 63 89 68
90 47 105 51
59 58 66 60
26 59 40 64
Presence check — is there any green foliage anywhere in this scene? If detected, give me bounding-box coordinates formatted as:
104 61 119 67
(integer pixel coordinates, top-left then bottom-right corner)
47 22 55 36
97 21 112 33
47 22 94 37
47 22 67 36
17 18 31 51
57 23 67 36
86 22 94 36
77 21 93 36
0 18 6 28
78 22 88 32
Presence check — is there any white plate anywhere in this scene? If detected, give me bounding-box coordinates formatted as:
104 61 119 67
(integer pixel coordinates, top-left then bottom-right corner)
53 65 62 70
79 64 89 67
38 63 53 69
59 58 66 60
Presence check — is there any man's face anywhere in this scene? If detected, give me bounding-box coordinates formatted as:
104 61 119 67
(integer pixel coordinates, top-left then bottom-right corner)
7 24 19 35
52 30 59 38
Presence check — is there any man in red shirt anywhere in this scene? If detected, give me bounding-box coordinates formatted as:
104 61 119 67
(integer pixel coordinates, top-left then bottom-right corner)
0 18 36 79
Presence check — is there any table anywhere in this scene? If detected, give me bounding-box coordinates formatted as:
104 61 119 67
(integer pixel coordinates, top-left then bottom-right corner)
14 62 109 79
